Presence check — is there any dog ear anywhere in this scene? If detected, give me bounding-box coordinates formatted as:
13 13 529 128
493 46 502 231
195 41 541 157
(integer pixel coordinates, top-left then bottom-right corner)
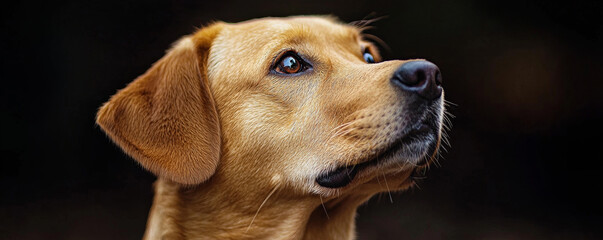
96 23 224 185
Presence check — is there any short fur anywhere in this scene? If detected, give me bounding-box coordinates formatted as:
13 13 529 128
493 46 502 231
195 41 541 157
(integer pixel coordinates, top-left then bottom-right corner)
97 16 445 240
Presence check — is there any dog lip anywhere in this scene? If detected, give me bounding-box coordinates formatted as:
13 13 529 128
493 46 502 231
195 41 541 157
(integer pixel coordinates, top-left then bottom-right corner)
316 123 436 189
316 165 360 188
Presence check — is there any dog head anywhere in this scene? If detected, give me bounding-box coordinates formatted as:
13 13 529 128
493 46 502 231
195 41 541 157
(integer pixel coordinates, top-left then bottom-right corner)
97 16 445 201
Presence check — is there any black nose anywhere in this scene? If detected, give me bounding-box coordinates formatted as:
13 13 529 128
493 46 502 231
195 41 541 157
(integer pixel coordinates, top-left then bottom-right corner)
391 60 442 100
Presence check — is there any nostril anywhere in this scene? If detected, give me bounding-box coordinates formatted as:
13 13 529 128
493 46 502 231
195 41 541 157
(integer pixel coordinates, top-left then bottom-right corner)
435 70 442 86
415 70 426 87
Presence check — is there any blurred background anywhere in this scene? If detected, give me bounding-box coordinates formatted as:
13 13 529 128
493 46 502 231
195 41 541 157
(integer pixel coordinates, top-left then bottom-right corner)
2 0 602 239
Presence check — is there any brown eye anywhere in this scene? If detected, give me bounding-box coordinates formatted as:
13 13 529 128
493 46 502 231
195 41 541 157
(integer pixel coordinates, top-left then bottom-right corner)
274 52 308 74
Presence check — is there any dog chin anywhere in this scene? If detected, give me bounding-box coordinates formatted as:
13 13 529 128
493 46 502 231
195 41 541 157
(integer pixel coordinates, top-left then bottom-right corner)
394 132 438 165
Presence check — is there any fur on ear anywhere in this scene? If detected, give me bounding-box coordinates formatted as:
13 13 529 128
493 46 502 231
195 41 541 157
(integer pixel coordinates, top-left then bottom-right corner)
96 23 224 185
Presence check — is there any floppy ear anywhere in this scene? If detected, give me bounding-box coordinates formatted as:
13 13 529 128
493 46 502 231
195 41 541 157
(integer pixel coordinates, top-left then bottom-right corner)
97 23 224 185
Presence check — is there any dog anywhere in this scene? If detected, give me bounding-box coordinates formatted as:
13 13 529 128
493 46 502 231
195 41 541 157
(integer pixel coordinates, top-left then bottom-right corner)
97 16 446 240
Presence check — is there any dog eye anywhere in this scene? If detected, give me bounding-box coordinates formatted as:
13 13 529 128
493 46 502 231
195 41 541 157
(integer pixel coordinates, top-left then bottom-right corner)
363 51 375 63
274 52 308 74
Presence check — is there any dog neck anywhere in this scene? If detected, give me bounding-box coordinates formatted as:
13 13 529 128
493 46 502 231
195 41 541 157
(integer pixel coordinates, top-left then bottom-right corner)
142 178 371 240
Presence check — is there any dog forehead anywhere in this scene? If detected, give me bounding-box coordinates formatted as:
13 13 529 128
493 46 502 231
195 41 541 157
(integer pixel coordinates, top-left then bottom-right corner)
218 16 360 48
239 16 355 32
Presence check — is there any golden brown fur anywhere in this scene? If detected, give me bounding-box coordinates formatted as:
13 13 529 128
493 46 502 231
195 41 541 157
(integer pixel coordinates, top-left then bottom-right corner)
97 16 445 240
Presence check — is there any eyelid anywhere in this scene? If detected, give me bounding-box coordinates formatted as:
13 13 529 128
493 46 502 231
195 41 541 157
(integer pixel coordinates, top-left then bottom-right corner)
272 49 294 63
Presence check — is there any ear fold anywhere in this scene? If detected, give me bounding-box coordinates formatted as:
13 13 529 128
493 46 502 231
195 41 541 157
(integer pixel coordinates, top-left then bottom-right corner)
97 23 224 185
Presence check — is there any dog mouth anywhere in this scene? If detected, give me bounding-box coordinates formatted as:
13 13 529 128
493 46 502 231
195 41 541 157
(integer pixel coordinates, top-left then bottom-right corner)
316 123 437 189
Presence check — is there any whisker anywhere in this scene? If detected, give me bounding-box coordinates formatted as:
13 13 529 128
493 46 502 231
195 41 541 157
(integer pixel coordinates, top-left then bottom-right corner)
441 133 451 148
329 121 359 140
433 157 442 168
395 161 405 171
382 171 394 203
330 121 354 134
349 15 387 29
443 111 454 127
319 196 330 219
357 26 375 32
444 99 458 107
246 183 280 232
332 128 357 141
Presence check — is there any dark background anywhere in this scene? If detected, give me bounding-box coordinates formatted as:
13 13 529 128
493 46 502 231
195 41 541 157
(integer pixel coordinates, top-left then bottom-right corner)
2 0 602 239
